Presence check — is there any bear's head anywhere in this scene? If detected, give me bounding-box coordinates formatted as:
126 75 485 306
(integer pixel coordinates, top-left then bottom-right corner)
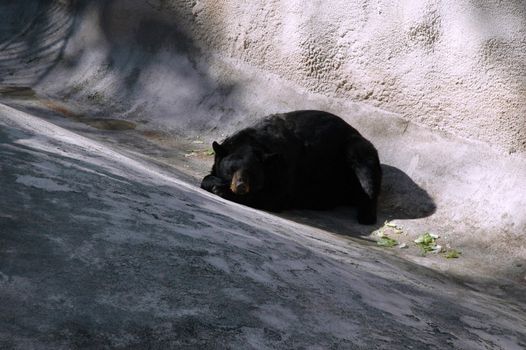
212 141 267 196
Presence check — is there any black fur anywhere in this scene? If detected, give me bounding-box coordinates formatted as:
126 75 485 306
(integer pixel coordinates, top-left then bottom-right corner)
201 110 382 224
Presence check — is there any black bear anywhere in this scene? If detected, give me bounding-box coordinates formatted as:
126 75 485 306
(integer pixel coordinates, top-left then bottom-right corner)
200 110 382 224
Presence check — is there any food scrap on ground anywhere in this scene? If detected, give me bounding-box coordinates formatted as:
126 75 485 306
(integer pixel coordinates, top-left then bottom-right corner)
414 232 439 254
374 226 461 259
374 221 403 248
184 149 215 157
377 236 399 247
444 249 461 259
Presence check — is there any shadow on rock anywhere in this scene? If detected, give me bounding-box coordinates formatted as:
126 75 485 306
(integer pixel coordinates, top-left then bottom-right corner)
0 1 76 86
279 164 436 237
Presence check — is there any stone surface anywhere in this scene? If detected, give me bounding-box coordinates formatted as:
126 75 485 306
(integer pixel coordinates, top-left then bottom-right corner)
0 1 525 347
1 103 525 349
2 1 525 153
188 0 526 153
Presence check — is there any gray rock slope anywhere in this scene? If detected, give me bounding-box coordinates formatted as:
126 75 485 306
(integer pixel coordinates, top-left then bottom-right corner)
1 104 525 349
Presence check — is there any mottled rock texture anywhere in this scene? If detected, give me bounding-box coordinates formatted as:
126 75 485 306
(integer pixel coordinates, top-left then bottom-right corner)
2 0 525 152
187 0 526 153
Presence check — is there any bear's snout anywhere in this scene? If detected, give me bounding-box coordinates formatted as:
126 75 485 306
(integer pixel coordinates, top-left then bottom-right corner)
230 170 250 195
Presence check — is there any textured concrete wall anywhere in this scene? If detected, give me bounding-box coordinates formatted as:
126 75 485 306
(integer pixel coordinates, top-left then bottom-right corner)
185 0 526 153
3 0 524 153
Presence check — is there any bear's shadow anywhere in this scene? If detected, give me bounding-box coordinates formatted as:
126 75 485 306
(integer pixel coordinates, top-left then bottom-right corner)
277 165 436 237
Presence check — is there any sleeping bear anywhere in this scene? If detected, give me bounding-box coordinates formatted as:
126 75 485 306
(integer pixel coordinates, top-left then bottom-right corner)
200 110 382 224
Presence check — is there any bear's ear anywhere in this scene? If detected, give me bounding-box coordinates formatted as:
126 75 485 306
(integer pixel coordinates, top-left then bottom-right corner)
212 141 225 157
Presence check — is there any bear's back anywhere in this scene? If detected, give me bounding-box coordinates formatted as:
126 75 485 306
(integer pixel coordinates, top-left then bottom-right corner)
253 110 359 151
280 110 360 156
263 111 360 198
226 110 358 150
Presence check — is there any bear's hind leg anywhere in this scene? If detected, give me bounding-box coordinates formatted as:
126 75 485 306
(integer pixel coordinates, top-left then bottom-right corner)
344 137 382 225
356 195 378 225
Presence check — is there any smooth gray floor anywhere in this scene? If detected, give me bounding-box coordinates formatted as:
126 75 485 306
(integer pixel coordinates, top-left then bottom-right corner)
1 102 525 349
